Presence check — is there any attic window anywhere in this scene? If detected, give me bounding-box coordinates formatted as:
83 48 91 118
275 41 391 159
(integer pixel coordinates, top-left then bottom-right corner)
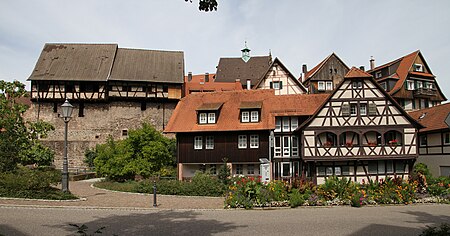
414 64 423 72
376 72 382 78
270 81 283 90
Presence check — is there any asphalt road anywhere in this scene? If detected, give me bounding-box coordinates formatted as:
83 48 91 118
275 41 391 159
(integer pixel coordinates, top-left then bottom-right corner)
0 204 449 236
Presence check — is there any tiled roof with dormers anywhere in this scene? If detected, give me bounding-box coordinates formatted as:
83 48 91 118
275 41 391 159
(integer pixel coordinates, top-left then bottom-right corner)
409 103 450 133
164 90 329 133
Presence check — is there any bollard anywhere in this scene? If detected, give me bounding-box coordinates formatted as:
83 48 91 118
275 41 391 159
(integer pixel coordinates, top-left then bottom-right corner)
153 180 157 207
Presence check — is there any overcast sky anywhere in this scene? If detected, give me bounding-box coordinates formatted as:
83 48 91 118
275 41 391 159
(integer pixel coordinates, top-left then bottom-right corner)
1 0 450 97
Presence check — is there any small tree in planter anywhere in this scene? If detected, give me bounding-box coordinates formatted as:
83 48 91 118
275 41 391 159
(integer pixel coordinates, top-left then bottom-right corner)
218 158 231 185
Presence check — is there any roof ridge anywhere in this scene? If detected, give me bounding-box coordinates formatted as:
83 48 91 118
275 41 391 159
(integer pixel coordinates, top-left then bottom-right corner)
118 47 184 53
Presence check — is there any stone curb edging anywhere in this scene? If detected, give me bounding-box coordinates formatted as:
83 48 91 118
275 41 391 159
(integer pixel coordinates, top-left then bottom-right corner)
0 204 226 211
0 197 87 202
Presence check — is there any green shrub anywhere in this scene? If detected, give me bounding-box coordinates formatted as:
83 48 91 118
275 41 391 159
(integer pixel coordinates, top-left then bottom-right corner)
289 189 305 208
317 176 357 201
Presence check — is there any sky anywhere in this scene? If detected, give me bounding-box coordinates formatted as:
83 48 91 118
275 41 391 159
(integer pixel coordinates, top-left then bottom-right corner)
1 0 450 97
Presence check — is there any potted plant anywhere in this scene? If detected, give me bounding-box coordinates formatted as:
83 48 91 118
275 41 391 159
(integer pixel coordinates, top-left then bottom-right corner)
368 141 377 147
389 139 398 146
323 141 332 148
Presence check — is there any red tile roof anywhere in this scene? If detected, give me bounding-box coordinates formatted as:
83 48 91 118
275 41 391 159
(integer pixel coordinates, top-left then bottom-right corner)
345 67 372 78
165 90 329 133
409 103 450 132
184 73 242 94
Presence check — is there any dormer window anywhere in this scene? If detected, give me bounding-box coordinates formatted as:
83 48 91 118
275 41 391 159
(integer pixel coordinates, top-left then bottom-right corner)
414 64 423 72
318 81 333 91
376 71 382 78
196 102 223 125
326 81 333 90
240 101 262 123
352 81 363 89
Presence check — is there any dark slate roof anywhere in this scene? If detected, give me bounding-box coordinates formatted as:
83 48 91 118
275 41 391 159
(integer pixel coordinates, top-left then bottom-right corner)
215 56 271 86
109 48 184 83
28 43 118 81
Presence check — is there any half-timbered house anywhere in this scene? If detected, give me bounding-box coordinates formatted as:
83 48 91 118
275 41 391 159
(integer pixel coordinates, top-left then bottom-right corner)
302 53 350 94
301 67 423 184
409 103 450 177
27 43 184 168
367 50 446 111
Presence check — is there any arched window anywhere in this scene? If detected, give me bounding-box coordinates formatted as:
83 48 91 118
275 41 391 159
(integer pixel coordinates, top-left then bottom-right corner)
362 131 382 146
339 131 359 147
317 132 337 147
384 130 403 145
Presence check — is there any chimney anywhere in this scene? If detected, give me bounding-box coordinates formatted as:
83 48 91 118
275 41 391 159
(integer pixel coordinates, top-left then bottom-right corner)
205 73 209 82
370 56 375 70
359 66 365 71
246 79 251 90
302 64 308 82
187 72 192 82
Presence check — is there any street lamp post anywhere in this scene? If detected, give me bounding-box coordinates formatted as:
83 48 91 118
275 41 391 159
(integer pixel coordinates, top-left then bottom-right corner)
61 99 73 192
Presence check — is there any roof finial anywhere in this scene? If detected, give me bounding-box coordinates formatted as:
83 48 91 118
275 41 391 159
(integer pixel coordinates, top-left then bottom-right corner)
241 41 251 63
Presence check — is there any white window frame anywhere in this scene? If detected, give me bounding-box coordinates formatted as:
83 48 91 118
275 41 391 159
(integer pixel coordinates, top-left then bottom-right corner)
250 111 259 122
352 81 362 89
419 135 427 147
292 136 299 157
274 136 282 157
414 64 423 72
250 135 259 148
194 136 203 150
272 81 280 90
326 81 333 91
283 136 290 157
275 117 282 132
235 164 243 175
208 113 215 124
318 81 325 91
238 135 247 149
281 162 291 177
199 113 207 124
291 117 298 131
426 82 434 89
350 104 357 116
282 117 290 132
360 103 367 116
241 111 250 123
407 80 415 90
205 136 214 149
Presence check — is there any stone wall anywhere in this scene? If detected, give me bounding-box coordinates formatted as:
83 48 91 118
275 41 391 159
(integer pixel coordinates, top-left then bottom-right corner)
24 100 177 168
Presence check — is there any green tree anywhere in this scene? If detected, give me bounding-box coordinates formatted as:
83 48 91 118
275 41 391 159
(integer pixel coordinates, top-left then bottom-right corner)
0 80 55 171
94 123 176 181
185 0 218 12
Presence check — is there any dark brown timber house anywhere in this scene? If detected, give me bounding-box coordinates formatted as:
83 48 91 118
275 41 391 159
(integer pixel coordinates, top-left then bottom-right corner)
26 43 184 168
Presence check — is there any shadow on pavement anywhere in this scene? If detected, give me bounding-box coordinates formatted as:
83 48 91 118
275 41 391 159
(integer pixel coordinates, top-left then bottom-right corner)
53 210 245 235
0 224 28 236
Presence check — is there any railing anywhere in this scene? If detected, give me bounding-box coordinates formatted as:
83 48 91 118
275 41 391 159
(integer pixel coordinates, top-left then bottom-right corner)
414 88 436 96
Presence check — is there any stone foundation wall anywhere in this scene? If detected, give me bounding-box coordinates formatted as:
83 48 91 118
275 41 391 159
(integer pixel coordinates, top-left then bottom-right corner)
24 100 177 168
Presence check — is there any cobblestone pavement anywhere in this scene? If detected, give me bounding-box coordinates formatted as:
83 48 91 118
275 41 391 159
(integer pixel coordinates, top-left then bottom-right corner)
0 179 224 209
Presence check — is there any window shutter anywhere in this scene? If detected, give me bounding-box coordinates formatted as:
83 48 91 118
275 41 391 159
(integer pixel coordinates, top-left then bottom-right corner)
342 104 350 116
270 82 273 89
368 103 377 115
279 81 283 89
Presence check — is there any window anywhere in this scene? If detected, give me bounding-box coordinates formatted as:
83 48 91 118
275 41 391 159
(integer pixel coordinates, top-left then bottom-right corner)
250 135 259 148
334 167 341 175
250 111 259 122
395 161 405 173
326 81 333 90
352 81 362 89
238 135 247 149
199 164 206 173
342 166 350 175
292 136 299 156
386 160 394 173
419 135 427 147
360 104 367 116
122 129 128 137
318 81 325 91
206 136 214 149
318 166 326 176
376 72 382 78
282 117 290 132
241 111 250 123
283 136 290 156
194 136 203 149
368 161 378 174
368 103 377 115
235 164 243 175
426 82 434 89
199 113 207 124
291 117 298 130
326 167 333 176
282 163 291 177
350 104 357 116
380 82 387 91
272 81 282 90
407 80 415 90
404 100 413 110
444 133 450 144
274 136 282 157
208 113 215 124
417 81 423 89
414 64 423 72
247 164 255 175
378 161 385 174
275 117 282 132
